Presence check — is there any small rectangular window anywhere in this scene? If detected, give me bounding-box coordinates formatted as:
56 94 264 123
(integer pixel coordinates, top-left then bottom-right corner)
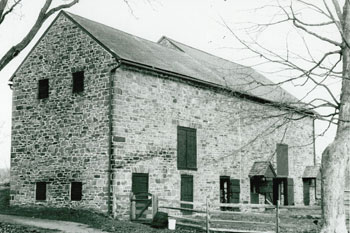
71 182 82 201
177 126 197 170
38 79 49 99
36 182 46 201
72 71 84 93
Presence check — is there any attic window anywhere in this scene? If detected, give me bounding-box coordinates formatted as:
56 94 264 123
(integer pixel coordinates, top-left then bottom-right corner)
38 79 49 99
72 71 84 93
71 182 82 201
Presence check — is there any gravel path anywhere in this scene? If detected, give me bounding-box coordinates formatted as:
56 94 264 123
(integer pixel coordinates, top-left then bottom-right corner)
0 214 106 233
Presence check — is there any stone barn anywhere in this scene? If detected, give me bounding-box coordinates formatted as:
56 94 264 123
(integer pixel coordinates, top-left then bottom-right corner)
9 11 318 218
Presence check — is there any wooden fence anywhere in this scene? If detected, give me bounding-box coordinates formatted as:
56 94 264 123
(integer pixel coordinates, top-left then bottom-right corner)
155 197 282 233
128 193 350 232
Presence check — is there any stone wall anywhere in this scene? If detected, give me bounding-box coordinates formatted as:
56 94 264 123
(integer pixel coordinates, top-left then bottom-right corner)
10 12 315 218
10 13 116 211
111 66 315 218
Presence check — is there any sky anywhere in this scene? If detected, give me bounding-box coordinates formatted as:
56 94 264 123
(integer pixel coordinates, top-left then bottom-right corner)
0 0 340 168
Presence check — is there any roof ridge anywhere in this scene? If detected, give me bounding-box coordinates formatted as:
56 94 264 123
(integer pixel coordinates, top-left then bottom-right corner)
64 11 189 57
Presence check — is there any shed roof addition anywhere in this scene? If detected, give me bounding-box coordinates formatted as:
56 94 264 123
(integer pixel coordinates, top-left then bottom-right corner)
302 166 321 178
249 161 276 178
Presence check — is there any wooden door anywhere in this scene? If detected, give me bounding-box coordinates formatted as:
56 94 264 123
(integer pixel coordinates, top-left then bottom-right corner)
181 174 193 214
303 179 310 205
220 176 230 203
286 178 294 205
132 173 149 218
230 179 240 203
132 173 149 197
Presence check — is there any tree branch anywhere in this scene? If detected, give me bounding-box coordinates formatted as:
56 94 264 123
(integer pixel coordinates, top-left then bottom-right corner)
0 0 22 24
0 0 8 22
45 0 78 19
0 0 79 71
290 6 341 47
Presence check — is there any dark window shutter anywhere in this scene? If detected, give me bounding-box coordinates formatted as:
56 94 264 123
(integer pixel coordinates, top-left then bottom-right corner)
36 182 46 201
186 129 197 169
177 127 187 169
230 179 240 203
38 79 49 99
71 182 82 201
72 71 84 93
276 144 288 176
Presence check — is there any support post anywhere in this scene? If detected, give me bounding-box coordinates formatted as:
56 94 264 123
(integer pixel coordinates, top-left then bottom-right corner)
276 200 280 233
206 198 210 233
276 185 280 233
152 194 158 219
130 193 136 221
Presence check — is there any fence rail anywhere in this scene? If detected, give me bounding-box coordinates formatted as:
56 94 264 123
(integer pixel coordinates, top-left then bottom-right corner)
129 194 350 232
127 189 350 232
157 198 280 233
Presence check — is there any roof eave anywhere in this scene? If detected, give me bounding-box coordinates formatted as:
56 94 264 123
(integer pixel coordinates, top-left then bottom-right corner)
120 58 315 117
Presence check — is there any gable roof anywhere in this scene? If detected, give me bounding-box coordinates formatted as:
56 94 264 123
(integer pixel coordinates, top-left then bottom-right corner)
158 37 299 104
249 161 276 178
10 11 313 114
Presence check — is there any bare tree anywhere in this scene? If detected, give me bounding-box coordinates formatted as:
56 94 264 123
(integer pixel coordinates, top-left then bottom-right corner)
223 0 350 232
0 0 79 71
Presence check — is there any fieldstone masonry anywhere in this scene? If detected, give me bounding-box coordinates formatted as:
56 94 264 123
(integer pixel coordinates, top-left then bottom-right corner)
111 66 314 218
10 12 315 219
11 14 116 211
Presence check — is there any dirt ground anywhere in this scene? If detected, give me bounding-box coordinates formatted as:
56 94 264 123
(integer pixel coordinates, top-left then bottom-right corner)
0 214 106 233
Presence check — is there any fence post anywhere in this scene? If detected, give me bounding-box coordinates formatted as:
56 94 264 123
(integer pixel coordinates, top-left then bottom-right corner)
206 198 210 233
276 184 280 233
130 193 136 221
152 194 158 219
276 200 280 233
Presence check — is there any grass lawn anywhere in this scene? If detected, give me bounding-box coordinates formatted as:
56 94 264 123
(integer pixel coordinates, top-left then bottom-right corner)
0 185 325 233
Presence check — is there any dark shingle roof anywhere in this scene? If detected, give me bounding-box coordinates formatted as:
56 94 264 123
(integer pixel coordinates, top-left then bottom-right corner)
159 37 300 104
63 11 304 105
302 166 320 178
249 161 276 178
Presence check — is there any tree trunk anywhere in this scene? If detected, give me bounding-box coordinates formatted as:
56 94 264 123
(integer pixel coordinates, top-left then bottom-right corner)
320 2 350 233
320 133 350 233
